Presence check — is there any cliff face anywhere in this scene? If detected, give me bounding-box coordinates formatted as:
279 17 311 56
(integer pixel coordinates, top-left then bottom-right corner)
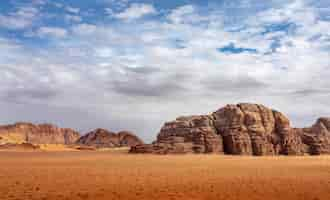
76 129 143 148
0 123 143 148
130 103 330 155
133 115 223 154
295 118 330 155
212 103 306 156
0 122 80 145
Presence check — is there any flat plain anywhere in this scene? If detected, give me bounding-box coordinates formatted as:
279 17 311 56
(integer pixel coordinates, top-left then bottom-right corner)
0 150 330 200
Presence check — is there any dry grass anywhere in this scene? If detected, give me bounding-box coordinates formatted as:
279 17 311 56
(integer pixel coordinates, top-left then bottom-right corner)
0 151 329 200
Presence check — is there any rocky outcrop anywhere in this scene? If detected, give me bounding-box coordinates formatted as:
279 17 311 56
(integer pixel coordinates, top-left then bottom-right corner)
130 103 330 155
76 129 143 148
131 115 222 154
0 122 80 145
212 103 305 155
0 123 143 149
295 118 330 155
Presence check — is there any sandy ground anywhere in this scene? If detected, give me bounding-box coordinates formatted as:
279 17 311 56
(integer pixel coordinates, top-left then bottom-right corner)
0 151 329 200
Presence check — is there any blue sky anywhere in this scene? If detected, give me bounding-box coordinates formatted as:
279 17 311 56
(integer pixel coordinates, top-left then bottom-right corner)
0 0 330 141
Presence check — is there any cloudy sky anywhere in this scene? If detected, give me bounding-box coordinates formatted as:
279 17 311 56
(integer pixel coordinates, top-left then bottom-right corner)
0 0 330 141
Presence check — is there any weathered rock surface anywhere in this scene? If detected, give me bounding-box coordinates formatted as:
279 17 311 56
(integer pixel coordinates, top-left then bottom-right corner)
0 122 80 145
130 103 330 155
131 115 222 154
295 118 330 155
76 129 143 148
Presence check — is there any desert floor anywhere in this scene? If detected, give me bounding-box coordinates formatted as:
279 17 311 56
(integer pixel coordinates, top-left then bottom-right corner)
0 150 330 200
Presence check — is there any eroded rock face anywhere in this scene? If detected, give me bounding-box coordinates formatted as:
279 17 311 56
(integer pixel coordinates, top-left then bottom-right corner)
0 122 80 145
132 115 223 154
118 131 144 147
130 103 330 155
296 118 330 155
76 129 143 148
212 104 305 155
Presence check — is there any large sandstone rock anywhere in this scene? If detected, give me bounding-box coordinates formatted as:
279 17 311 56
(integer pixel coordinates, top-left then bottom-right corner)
118 131 144 147
212 104 304 155
130 103 330 156
0 122 80 145
296 118 330 155
132 115 222 154
76 129 143 148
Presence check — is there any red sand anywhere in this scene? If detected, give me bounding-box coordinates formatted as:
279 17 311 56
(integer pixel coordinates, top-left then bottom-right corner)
0 151 330 200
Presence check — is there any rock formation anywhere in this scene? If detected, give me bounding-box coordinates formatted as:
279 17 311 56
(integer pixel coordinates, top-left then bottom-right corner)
295 118 330 155
130 103 330 155
0 122 80 145
76 128 143 148
130 115 223 154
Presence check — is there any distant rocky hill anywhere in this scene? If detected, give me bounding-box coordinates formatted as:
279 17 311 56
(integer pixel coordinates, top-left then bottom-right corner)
0 122 80 145
130 103 330 155
76 128 143 148
0 122 143 150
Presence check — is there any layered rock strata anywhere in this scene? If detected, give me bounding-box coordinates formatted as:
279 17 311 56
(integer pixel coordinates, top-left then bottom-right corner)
0 122 80 145
130 103 330 155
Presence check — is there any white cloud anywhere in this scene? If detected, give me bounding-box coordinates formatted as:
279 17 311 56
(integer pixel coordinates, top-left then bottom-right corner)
1 0 330 140
107 0 129 9
36 27 68 38
105 8 114 16
114 3 157 20
32 0 47 5
167 5 195 24
0 6 39 29
0 38 23 65
65 14 82 23
94 47 114 58
53 2 64 8
72 23 97 35
66 6 80 14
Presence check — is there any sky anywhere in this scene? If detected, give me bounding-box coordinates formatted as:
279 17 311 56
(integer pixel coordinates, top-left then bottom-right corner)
0 0 330 142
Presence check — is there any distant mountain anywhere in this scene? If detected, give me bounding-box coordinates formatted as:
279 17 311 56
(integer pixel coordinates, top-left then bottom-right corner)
76 128 143 148
131 103 330 155
0 122 144 150
0 122 80 145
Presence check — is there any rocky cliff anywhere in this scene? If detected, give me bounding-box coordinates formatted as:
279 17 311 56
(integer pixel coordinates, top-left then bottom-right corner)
76 128 143 148
130 103 330 155
0 122 80 145
294 118 330 155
